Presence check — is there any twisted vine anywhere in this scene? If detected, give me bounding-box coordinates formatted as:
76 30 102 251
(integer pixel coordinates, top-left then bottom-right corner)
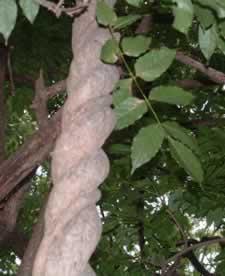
32 1 119 275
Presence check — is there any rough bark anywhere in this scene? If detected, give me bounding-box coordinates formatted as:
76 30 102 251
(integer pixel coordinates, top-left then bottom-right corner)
2 227 28 259
32 0 119 275
17 196 48 276
0 110 61 202
0 76 65 203
0 181 29 246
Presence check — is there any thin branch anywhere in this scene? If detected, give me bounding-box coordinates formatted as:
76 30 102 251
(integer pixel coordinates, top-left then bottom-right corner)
102 224 120 236
0 109 62 203
5 73 66 92
176 51 225 85
166 208 188 248
137 191 145 260
164 238 225 269
175 238 213 275
32 70 48 129
7 47 15 96
135 15 153 34
185 251 213 276
135 7 225 86
184 118 225 128
46 79 66 98
175 79 213 90
163 258 181 276
6 73 33 85
55 0 64 11
36 0 89 17
0 45 8 163
161 209 188 274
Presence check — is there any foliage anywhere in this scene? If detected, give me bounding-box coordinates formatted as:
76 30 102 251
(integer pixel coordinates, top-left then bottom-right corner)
1 0 225 275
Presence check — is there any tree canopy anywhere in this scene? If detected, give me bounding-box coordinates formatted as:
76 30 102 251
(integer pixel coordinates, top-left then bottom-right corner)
1 0 225 275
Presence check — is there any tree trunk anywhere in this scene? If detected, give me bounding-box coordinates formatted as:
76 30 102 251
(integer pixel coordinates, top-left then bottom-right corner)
32 0 119 275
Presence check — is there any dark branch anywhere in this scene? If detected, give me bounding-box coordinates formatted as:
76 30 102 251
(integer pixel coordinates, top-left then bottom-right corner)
164 238 225 271
0 44 8 163
46 79 66 98
17 195 48 276
136 14 225 87
1 226 29 259
0 179 31 258
176 51 225 85
175 79 214 90
183 118 225 128
33 70 48 129
185 251 213 276
0 109 62 203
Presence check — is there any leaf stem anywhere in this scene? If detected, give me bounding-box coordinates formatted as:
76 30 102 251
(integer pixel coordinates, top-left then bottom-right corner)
109 27 162 126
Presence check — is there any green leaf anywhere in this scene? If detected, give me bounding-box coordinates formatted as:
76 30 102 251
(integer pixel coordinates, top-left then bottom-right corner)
113 89 131 107
115 97 147 130
101 39 119 64
206 208 224 227
163 121 199 154
217 36 225 54
121 36 151 57
113 78 132 106
195 0 225 18
219 21 225 37
96 2 117 26
131 124 165 173
115 78 133 91
199 24 217 60
113 15 142 29
135 47 176 82
19 0 39 23
149 86 195 106
126 0 143 7
172 0 194 34
108 144 130 155
0 0 17 41
168 137 204 183
194 3 216 29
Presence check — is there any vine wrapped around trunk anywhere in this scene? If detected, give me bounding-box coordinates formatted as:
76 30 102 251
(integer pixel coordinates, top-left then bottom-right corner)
32 0 119 275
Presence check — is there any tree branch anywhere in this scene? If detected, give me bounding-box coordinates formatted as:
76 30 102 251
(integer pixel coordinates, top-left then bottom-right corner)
166 208 188 248
176 51 225 85
7 47 16 96
137 191 145 260
0 76 65 203
175 79 213 90
175 238 214 275
46 79 66 98
185 251 213 276
1 226 29 259
183 118 225 128
135 15 153 34
0 180 29 242
32 70 48 129
0 177 32 260
36 0 89 17
164 237 225 270
0 44 8 163
136 13 225 85
17 195 48 276
0 109 62 203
